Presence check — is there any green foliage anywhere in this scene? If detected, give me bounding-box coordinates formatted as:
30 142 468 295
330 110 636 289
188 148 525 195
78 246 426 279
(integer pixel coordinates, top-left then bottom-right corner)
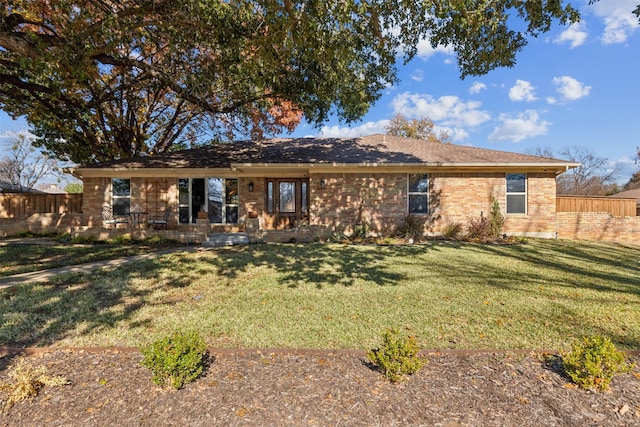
562 336 635 391
397 215 425 241
442 222 463 239
63 183 83 194
385 114 450 143
489 199 504 238
1 1 580 164
367 329 426 382
351 221 370 241
141 331 208 390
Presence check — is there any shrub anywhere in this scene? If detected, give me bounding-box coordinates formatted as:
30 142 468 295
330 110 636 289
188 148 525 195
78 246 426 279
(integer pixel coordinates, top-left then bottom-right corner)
0 359 68 413
351 221 370 241
562 335 635 391
466 214 490 240
489 199 504 239
367 328 426 382
397 215 425 241
141 331 208 390
442 222 463 239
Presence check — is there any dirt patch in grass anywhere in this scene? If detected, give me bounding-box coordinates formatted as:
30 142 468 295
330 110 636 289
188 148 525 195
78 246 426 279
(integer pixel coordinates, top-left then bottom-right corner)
1 349 638 426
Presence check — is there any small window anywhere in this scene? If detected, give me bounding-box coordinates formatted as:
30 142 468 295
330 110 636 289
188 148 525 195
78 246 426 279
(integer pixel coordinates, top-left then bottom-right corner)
301 181 308 213
506 174 526 214
266 181 274 213
408 174 429 214
112 178 130 215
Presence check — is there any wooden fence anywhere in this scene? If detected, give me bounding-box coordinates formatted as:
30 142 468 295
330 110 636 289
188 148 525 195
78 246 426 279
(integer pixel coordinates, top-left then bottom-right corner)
0 193 83 218
556 195 637 217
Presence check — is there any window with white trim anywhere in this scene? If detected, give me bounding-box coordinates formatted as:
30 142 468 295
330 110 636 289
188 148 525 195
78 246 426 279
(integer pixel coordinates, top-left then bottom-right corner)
506 173 527 214
408 174 429 214
111 178 130 215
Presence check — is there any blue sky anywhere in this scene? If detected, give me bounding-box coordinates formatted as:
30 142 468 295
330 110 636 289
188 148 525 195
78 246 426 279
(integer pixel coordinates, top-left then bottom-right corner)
294 0 640 185
1 0 639 186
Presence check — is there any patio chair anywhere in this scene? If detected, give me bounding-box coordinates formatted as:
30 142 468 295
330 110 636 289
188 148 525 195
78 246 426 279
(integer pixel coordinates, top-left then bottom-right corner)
102 205 129 228
147 207 172 230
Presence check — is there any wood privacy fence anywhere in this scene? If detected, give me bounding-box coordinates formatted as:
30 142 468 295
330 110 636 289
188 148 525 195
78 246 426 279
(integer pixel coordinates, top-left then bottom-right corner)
556 195 637 217
0 193 83 218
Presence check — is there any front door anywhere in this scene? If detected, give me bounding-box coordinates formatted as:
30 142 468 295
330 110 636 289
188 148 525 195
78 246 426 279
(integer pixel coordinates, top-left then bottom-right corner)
264 179 309 229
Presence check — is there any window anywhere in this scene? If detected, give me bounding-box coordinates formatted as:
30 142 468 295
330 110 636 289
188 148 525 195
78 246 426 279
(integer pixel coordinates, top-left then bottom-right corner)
266 181 274 213
408 174 429 214
111 178 130 215
279 181 296 213
506 174 527 214
179 178 238 224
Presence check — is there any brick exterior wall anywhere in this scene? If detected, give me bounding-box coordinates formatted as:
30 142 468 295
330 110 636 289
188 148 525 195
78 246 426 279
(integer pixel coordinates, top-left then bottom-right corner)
309 173 407 234
305 172 558 237
556 212 640 244
63 172 638 244
82 177 178 228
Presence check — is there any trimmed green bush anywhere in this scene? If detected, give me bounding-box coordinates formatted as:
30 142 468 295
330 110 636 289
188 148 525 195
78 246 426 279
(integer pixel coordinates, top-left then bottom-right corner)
141 331 208 389
367 328 426 382
489 199 504 238
562 335 634 391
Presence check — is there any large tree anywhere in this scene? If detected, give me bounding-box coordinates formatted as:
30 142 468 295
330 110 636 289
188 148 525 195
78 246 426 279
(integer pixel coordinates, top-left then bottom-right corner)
0 1 587 164
0 131 59 192
529 146 621 195
385 114 450 143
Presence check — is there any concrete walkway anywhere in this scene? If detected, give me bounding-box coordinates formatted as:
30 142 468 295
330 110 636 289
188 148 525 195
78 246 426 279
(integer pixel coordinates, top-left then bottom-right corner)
0 244 203 289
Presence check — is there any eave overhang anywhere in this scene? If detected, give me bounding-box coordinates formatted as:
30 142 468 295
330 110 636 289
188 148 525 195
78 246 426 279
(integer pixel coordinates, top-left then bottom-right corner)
70 161 580 179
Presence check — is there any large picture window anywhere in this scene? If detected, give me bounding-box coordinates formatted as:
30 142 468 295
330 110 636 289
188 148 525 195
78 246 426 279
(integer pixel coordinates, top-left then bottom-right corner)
506 174 527 214
408 174 429 214
111 178 130 215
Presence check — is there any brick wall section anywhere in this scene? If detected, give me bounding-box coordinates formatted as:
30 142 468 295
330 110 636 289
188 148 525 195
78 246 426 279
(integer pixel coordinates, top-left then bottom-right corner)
309 173 407 234
0 214 83 237
557 213 640 244
83 177 179 228
430 172 557 236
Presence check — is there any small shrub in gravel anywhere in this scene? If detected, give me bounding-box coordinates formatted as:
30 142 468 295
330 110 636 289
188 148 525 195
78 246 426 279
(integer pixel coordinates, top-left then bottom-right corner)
141 330 208 390
367 328 426 383
562 335 635 391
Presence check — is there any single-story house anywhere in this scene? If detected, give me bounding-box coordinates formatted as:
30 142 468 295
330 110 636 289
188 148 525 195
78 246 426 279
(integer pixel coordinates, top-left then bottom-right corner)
71 134 579 240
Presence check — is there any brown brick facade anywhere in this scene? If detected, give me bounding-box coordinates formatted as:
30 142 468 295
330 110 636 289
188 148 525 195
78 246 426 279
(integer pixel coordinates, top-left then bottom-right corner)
68 172 639 244
80 172 561 238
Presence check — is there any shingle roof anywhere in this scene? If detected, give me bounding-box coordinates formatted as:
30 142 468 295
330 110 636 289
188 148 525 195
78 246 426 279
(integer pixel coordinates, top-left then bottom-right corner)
81 134 575 169
609 187 640 203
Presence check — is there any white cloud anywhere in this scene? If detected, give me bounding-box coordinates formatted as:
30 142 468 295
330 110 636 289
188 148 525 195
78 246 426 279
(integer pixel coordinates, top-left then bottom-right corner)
391 92 491 128
552 76 591 101
319 121 389 138
415 38 455 60
546 97 557 105
591 0 639 44
469 82 487 94
554 22 588 48
488 110 550 143
509 80 538 102
410 69 424 82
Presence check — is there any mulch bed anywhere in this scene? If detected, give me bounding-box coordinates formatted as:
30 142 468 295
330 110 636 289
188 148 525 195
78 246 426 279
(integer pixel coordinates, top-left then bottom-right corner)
0 348 639 426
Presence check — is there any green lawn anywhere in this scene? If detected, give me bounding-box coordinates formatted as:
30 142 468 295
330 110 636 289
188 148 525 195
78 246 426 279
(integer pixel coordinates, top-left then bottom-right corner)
0 239 638 351
0 239 182 276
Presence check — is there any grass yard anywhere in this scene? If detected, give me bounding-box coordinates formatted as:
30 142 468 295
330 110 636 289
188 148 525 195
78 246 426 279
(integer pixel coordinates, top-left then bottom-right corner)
0 239 182 276
0 239 638 351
